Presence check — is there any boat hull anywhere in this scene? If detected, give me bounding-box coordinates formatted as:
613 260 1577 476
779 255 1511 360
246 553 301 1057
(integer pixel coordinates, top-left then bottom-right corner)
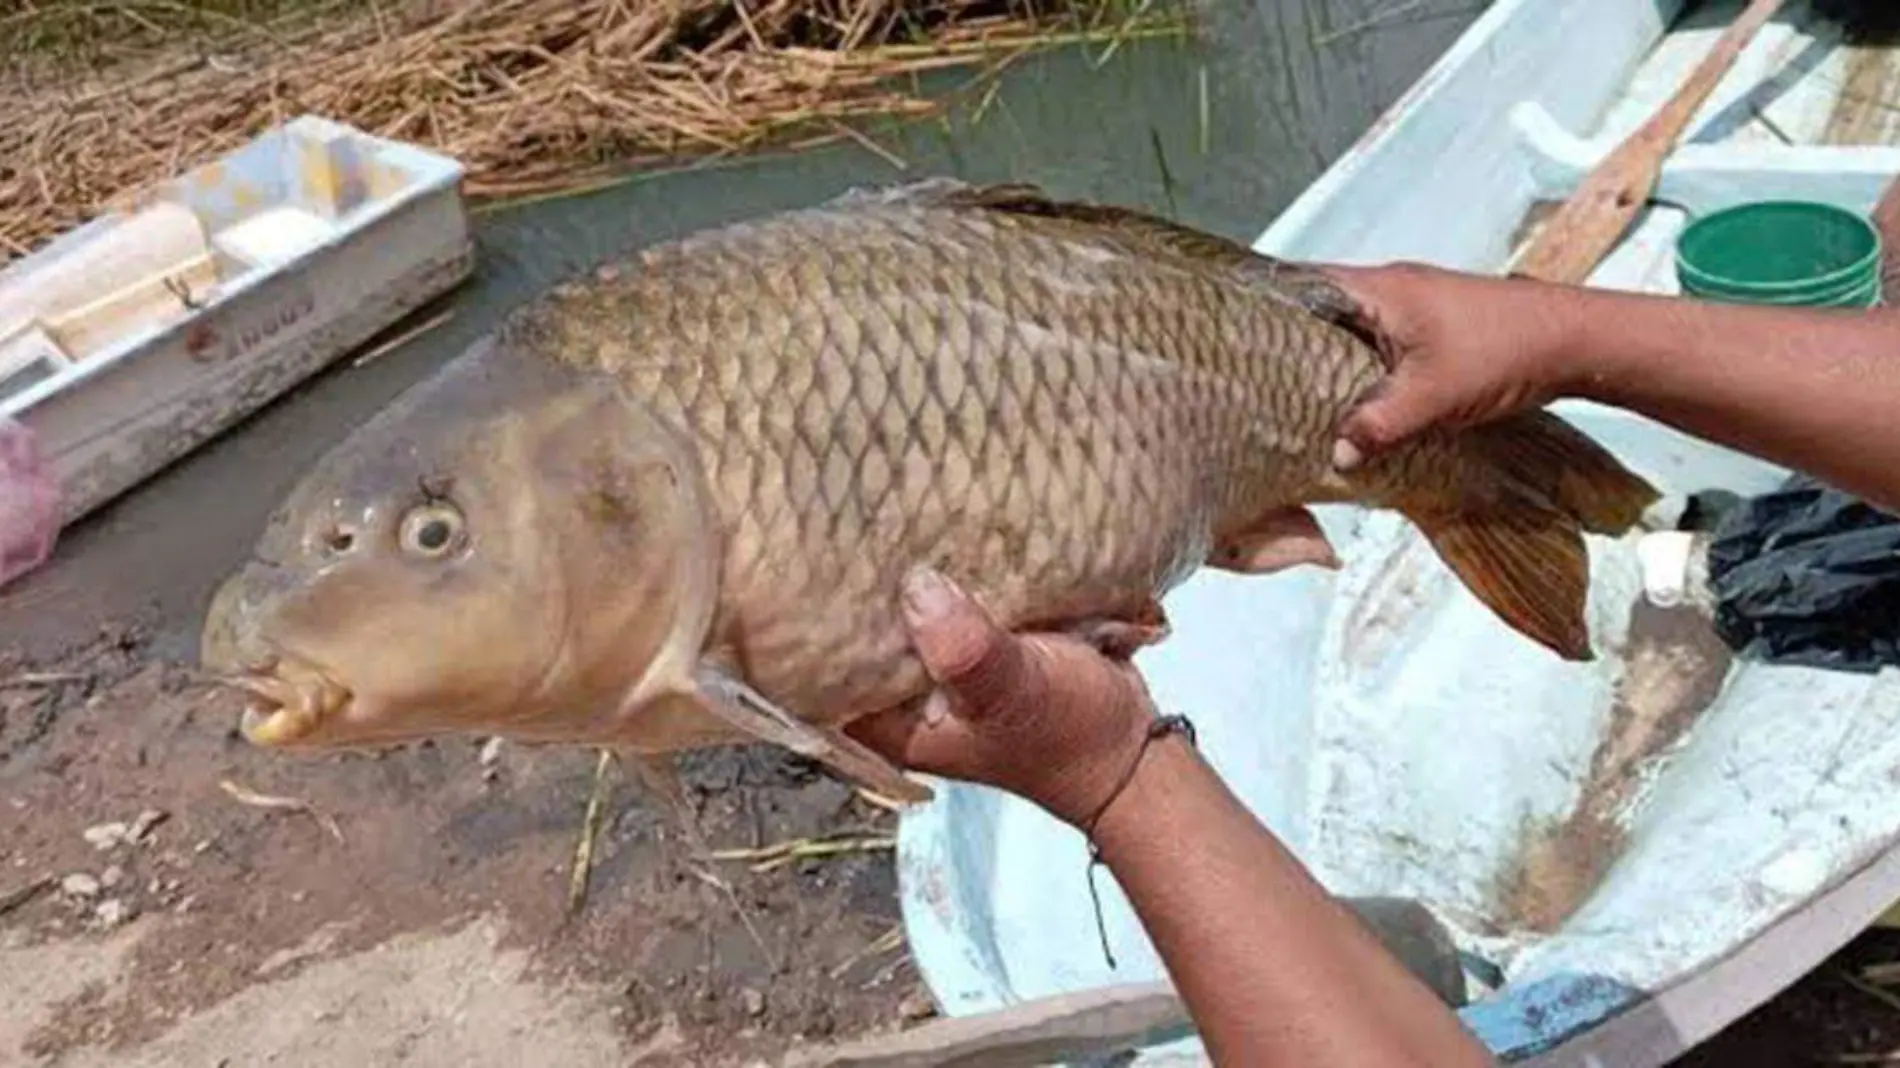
894 1 1900 1064
0 116 474 530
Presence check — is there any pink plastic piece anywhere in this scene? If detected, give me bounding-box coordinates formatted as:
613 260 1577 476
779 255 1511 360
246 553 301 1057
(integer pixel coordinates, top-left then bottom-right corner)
0 417 59 588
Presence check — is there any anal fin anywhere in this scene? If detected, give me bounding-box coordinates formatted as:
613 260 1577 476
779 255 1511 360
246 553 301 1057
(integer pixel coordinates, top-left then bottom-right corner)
1209 507 1341 574
693 666 935 805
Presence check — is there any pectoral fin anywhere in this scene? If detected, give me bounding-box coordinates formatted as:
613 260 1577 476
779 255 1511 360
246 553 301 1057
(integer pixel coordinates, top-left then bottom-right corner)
1209 507 1341 574
693 666 935 805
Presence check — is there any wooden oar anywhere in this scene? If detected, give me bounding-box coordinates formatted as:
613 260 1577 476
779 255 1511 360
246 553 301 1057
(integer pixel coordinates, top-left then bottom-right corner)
1510 0 1787 285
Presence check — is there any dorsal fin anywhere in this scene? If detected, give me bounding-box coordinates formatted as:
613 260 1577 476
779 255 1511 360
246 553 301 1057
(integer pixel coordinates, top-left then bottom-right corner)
826 178 1376 343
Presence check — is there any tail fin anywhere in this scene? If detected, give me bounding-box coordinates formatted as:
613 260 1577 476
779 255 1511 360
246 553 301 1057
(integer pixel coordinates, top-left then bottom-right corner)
1396 411 1661 662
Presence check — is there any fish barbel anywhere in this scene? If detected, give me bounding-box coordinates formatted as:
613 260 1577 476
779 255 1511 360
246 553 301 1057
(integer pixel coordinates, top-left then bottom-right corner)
199 180 1658 801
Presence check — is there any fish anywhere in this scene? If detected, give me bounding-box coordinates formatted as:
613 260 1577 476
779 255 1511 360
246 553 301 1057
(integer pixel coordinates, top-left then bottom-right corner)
198 179 1660 804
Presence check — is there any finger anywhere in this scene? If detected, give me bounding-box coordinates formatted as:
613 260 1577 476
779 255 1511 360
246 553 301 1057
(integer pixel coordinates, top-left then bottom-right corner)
842 699 975 778
1312 262 1377 315
1292 263 1378 330
899 567 1039 718
1333 367 1443 470
842 703 923 762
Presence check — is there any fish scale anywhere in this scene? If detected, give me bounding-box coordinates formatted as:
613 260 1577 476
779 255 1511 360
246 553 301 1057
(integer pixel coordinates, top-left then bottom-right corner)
569 201 1316 716
201 179 1658 798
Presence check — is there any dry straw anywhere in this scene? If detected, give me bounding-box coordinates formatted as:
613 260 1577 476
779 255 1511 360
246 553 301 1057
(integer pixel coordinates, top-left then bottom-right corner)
0 0 1187 262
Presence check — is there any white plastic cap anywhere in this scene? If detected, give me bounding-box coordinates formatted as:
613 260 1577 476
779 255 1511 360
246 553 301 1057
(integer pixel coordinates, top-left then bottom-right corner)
1636 531 1700 609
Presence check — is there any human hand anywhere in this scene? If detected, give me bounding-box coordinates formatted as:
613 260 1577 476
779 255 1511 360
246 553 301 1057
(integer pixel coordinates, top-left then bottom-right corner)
845 568 1159 829
1319 262 1587 470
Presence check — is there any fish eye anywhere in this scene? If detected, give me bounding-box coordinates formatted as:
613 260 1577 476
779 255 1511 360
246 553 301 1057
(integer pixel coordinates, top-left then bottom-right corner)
398 503 465 560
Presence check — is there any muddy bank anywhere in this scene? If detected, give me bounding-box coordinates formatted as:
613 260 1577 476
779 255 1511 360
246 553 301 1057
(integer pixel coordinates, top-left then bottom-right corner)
2 631 923 1066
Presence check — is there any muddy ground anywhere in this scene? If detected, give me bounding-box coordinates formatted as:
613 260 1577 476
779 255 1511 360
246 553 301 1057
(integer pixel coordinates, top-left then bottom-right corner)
2 625 926 1067
7 629 1900 1067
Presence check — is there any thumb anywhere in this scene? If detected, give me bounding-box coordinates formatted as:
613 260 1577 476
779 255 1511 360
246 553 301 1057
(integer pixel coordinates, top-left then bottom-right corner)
899 567 1038 718
1332 366 1443 471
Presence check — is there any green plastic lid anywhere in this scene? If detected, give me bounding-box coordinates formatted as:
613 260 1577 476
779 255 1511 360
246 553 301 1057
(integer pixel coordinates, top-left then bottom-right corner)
1682 279 1881 309
1681 268 1881 307
1675 200 1882 304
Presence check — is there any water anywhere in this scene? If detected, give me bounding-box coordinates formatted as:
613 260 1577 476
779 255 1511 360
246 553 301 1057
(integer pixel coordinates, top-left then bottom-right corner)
0 0 1490 655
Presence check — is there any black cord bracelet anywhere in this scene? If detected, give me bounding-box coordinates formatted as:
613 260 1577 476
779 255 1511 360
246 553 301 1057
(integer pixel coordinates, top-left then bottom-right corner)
1080 713 1198 970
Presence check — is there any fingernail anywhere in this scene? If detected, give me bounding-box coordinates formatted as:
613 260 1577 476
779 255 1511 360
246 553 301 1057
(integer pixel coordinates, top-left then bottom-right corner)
1332 438 1364 472
922 689 951 725
902 566 959 622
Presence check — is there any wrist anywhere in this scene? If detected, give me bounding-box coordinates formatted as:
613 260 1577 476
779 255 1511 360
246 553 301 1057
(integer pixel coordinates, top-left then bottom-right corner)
1524 279 1619 401
1028 714 1156 828
1084 732 1202 862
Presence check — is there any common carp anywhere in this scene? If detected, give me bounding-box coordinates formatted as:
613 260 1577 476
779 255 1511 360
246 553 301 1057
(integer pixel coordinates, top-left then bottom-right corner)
199 180 1658 802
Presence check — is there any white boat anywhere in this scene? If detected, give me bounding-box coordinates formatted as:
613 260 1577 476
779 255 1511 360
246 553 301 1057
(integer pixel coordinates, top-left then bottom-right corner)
887 1 1900 1065
0 115 474 553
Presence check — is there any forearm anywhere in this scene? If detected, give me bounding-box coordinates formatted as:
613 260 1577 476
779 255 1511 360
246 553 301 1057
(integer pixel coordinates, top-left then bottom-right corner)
1092 740 1492 1067
1538 284 1900 511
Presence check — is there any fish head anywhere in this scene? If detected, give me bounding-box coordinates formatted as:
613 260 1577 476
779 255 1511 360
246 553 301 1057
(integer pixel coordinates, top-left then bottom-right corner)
201 334 720 752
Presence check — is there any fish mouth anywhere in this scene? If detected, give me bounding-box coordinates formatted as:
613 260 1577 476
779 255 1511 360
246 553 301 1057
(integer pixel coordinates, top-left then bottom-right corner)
221 669 352 748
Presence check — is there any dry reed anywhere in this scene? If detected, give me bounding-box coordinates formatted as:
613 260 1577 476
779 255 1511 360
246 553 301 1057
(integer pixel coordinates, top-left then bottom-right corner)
0 0 1187 261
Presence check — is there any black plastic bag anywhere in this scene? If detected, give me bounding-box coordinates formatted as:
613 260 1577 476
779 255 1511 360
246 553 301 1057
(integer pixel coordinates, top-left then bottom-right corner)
1689 474 1900 673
